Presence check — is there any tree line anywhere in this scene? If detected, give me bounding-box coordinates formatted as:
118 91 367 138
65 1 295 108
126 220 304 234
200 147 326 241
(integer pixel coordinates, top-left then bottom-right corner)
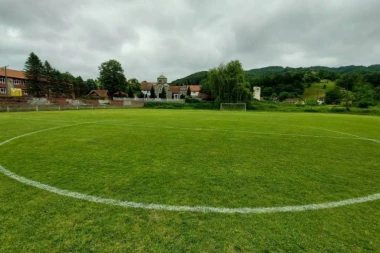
24 52 139 99
24 52 98 98
324 72 380 107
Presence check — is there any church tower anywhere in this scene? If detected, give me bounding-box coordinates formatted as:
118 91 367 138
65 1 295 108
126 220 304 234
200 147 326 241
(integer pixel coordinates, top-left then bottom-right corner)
157 74 167 84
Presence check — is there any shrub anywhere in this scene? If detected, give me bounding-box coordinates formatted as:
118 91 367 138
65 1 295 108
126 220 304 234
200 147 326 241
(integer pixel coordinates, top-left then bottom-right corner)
329 107 346 112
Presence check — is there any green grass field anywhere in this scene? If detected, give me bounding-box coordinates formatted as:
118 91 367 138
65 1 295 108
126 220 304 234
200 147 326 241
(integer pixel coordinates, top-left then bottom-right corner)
304 80 336 101
1 109 379 252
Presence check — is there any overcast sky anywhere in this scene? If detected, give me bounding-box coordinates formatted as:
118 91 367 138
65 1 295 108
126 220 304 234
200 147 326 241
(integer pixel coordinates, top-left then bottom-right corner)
1 0 380 82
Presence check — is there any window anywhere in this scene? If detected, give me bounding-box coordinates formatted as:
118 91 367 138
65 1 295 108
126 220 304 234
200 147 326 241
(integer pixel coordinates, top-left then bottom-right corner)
0 88 6 94
0 78 5 83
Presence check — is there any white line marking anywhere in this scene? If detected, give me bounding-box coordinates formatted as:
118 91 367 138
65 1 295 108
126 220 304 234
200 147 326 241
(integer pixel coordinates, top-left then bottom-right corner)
0 123 379 213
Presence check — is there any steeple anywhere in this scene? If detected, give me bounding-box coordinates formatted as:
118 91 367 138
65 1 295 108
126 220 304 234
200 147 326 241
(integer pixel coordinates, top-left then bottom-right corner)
157 73 167 84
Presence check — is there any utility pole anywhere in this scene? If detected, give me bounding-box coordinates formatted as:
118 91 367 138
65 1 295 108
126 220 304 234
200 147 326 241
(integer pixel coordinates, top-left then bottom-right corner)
2 65 10 97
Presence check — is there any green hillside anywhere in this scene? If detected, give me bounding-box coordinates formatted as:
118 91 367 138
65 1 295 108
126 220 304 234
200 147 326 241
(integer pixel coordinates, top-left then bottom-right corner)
303 80 336 101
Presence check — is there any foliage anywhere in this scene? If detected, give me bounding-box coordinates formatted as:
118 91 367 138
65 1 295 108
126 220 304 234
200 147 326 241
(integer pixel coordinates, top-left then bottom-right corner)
208 60 251 103
353 82 375 108
98 59 127 95
159 86 167 99
278 92 292 101
86 79 98 91
24 52 44 97
129 80 141 93
187 86 191 96
73 76 89 98
171 71 208 85
23 52 85 99
150 86 156 98
185 96 200 103
325 86 343 104
127 85 134 98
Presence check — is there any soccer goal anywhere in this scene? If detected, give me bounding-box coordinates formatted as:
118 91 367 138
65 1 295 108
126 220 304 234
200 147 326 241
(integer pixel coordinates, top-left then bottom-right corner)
220 103 246 111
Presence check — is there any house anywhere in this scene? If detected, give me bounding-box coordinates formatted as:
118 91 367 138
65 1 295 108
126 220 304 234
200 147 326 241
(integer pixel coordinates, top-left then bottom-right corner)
0 68 28 97
168 86 187 99
88 90 109 99
188 85 202 97
140 81 154 97
317 97 325 105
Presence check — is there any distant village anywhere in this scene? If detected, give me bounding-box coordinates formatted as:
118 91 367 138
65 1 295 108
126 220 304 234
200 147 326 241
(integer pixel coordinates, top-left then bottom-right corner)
0 68 262 102
0 68 205 100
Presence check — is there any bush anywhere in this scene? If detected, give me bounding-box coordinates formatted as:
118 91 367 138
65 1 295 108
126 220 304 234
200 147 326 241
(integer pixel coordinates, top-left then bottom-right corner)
306 100 319 106
329 107 346 113
304 108 318 112
185 96 201 103
357 100 373 108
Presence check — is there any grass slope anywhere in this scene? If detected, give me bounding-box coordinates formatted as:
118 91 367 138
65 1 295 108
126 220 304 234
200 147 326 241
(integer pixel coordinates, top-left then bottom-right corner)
1 109 379 252
303 80 336 101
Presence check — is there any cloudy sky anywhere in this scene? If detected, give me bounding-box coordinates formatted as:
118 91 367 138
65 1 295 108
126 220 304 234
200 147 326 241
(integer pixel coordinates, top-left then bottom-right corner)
1 0 380 82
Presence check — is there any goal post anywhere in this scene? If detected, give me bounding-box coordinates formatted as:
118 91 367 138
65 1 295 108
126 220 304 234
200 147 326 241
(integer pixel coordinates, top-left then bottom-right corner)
220 103 246 111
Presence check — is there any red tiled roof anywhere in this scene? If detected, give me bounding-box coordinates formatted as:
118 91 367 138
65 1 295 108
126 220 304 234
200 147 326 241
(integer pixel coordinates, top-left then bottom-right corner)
189 85 201 92
113 91 127 95
140 81 156 90
0 68 26 79
169 86 181 93
88 90 108 97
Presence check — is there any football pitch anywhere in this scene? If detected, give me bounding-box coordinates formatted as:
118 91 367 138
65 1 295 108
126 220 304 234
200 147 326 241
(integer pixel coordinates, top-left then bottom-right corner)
1 109 379 252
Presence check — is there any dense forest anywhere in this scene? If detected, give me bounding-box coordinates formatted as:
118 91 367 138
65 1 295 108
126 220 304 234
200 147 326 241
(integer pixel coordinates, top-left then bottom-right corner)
171 65 380 107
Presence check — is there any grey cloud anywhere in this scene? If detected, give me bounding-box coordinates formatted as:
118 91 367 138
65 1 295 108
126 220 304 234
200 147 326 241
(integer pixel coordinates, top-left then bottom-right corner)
1 0 380 82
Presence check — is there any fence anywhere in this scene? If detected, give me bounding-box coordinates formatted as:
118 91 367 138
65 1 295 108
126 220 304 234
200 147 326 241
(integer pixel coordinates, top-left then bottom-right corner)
0 104 133 112
113 97 185 103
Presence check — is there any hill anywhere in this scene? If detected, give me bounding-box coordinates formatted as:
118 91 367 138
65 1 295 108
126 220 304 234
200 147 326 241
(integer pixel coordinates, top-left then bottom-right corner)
172 65 380 84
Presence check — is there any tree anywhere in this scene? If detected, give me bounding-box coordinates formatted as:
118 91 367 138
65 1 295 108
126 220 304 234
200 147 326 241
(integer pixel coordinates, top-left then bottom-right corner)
208 60 251 103
353 82 375 108
86 79 98 91
325 86 343 104
187 86 191 96
24 52 44 97
278 91 291 101
160 86 167 99
98 59 127 95
73 76 88 98
374 86 380 101
150 85 156 98
43 60 54 97
127 85 134 98
61 72 76 98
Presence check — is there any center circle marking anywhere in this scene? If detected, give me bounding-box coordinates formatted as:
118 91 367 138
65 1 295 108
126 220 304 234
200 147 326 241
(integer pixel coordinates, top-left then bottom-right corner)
0 121 379 214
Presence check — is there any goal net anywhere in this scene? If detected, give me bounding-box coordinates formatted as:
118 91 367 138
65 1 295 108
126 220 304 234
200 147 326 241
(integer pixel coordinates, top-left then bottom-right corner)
220 103 246 111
